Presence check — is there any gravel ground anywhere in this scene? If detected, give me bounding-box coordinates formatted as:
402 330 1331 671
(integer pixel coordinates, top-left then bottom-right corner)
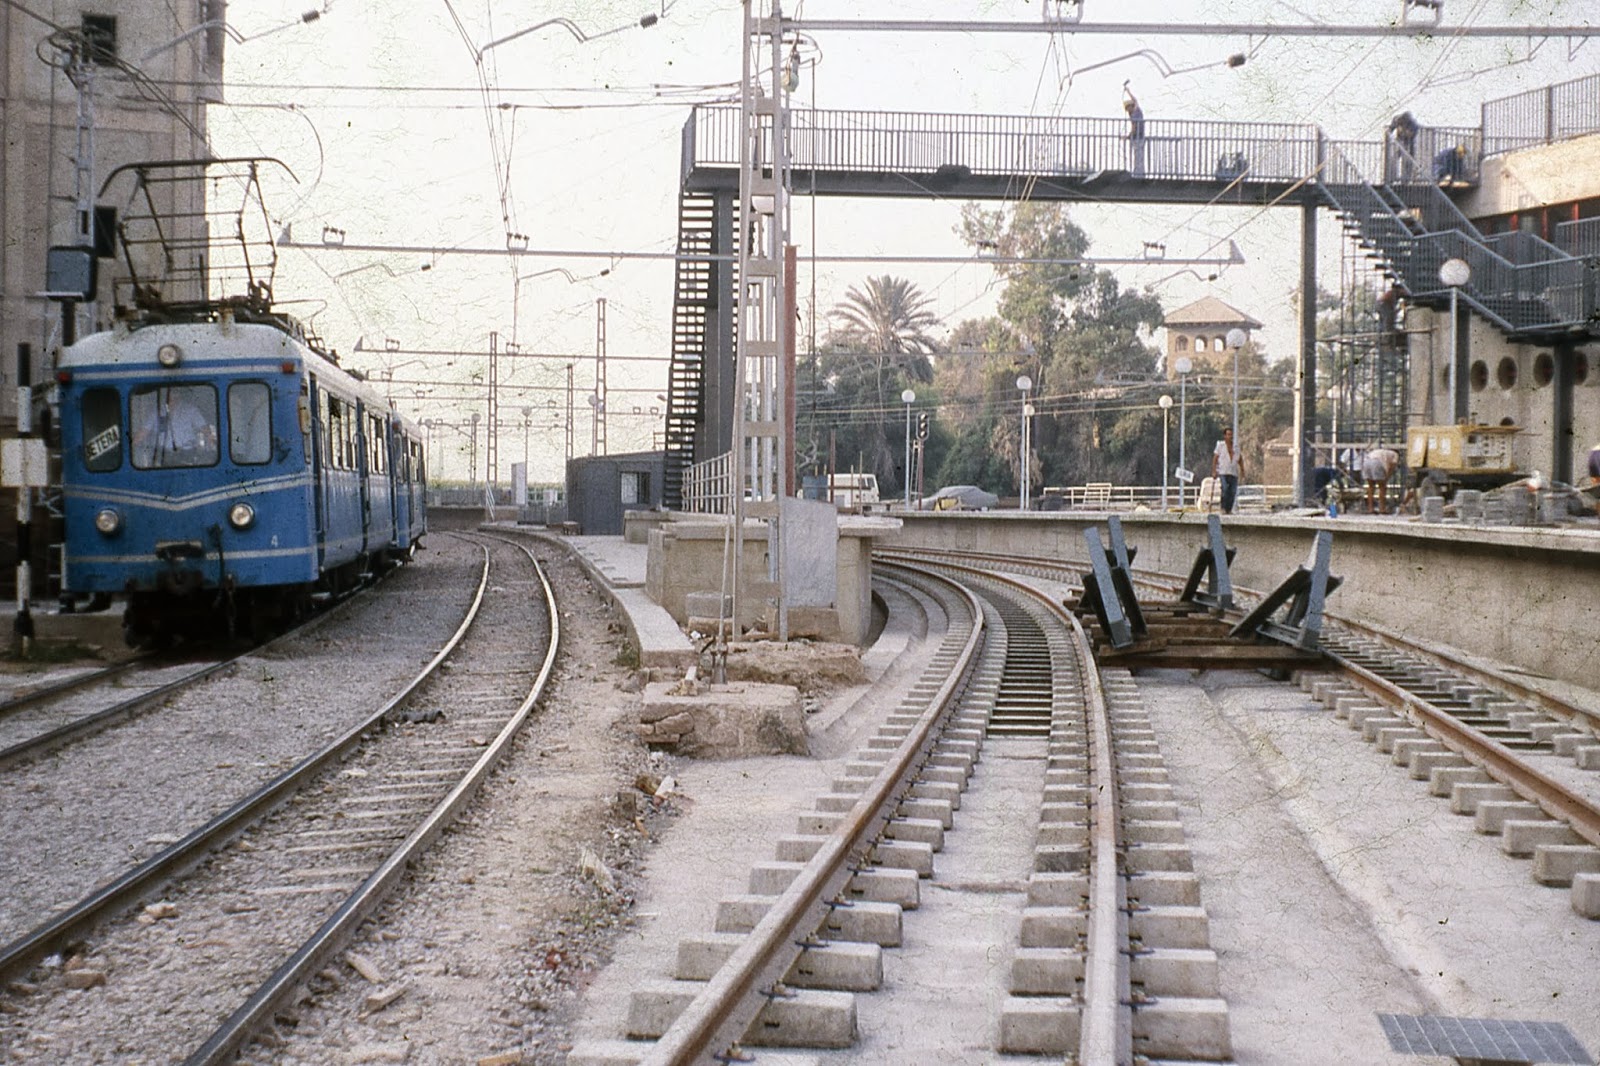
229 543 665 1065
0 539 481 1024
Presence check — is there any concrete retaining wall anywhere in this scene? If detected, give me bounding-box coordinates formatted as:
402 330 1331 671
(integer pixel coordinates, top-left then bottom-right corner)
889 512 1600 690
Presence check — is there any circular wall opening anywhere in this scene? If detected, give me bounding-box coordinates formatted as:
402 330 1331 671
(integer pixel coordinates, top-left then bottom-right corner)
1496 356 1518 390
1470 360 1488 392
1533 352 1555 387
1440 365 1452 389
1576 352 1590 385
1499 417 1516 427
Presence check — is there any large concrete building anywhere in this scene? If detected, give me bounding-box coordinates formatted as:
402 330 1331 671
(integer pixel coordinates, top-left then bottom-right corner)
2 5 215 421
1402 75 1600 482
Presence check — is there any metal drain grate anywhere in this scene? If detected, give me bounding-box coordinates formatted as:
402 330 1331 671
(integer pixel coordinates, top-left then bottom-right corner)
1378 1013 1594 1065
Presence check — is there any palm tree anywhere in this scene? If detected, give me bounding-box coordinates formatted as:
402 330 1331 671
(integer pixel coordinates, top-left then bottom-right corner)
830 275 941 389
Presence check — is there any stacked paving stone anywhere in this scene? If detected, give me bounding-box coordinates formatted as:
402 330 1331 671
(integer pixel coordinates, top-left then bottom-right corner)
999 667 1234 1063
566 579 990 1066
1298 664 1600 921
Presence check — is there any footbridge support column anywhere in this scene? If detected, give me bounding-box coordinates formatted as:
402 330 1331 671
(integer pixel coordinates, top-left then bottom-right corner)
1297 201 1318 507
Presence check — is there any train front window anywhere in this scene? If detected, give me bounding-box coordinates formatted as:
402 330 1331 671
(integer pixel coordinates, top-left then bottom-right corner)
130 384 220 469
228 382 272 464
81 388 123 472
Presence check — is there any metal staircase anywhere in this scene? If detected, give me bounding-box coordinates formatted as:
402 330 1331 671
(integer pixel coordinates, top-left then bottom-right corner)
1318 141 1596 341
663 190 729 510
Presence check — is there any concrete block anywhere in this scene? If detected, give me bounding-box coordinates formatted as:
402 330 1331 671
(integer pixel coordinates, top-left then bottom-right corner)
1044 768 1089 788
814 793 856 814
1010 947 1084 994
999 997 1080 1054
563 1039 652 1066
638 680 806 757
1125 843 1194 874
787 940 883 991
1130 905 1211 950
1474 800 1546 835
1346 706 1394 731
1132 947 1220 998
1043 785 1089 805
749 862 805 895
716 895 776 933
1040 802 1088 825
1410 750 1469 781
1127 872 1202 907
1505 711 1543 731
1334 696 1377 720
897 797 953 828
775 835 826 863
846 866 920 909
1430 765 1490 797
1501 820 1581 857
1119 768 1170 785
1038 823 1089 848
797 812 842 835
743 988 857 1049
1577 745 1600 771
1361 716 1407 742
1552 732 1594 756
1532 845 1600 887
1451 782 1516 816
1122 783 1176 804
910 779 961 809
1133 997 1232 1061
1026 873 1088 907
1572 873 1600 918
919 766 968 788
926 752 973 777
1391 737 1443 766
1123 801 1182 822
1020 906 1088 948
677 933 744 979
817 899 903 946
1528 721 1570 743
872 839 934 877
884 817 945 850
1125 821 1187 845
626 980 702 1038
1376 726 1425 754
1034 845 1088 873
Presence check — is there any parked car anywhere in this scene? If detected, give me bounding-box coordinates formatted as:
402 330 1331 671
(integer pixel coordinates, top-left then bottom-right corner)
920 485 998 511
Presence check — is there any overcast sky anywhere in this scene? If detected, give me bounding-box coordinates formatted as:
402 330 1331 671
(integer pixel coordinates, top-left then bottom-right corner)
209 0 1596 482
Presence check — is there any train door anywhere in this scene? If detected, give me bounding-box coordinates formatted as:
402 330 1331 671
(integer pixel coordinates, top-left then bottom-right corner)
386 417 405 549
355 403 372 554
307 377 327 566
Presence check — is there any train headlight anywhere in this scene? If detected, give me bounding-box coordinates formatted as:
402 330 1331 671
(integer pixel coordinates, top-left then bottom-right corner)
94 507 122 535
156 343 183 368
228 502 256 530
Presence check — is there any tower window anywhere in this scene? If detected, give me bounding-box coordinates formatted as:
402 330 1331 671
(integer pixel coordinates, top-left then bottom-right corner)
81 15 117 64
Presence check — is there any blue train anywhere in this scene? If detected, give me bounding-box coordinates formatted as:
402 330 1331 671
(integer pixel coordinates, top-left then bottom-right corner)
57 301 427 646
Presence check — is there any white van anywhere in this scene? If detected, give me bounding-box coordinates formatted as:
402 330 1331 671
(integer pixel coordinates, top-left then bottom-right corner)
829 473 880 511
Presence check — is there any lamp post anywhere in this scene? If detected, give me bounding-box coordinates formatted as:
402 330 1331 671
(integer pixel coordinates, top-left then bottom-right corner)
1174 357 1192 508
1016 375 1033 510
521 405 532 468
1328 385 1342 470
1226 327 1246 445
901 389 916 506
1159 394 1173 508
1439 258 1471 423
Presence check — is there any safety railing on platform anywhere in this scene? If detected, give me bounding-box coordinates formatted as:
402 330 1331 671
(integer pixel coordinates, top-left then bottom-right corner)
1040 482 1281 512
683 450 733 515
1482 72 1600 158
1554 217 1600 258
689 106 1329 185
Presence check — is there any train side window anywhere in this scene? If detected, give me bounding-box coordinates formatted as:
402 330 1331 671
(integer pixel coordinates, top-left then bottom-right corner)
81 388 123 472
130 384 219 469
228 382 272 465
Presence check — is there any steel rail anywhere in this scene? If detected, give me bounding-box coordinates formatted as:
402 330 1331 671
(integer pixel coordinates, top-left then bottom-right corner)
0 655 239 771
905 554 1133 1063
185 532 560 1065
639 561 984 1065
0 656 148 720
1325 649 1600 849
0 539 493 982
886 544 1600 849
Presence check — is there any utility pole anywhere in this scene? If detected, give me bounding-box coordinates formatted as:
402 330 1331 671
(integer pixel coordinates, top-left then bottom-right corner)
487 331 500 487
594 298 608 455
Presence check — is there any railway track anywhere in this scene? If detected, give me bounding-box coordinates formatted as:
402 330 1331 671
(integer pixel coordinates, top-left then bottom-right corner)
570 558 1237 1064
0 533 556 1062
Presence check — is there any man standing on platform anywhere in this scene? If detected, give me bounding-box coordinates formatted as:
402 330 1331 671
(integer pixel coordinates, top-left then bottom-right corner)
1362 445 1401 514
1212 428 1241 515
